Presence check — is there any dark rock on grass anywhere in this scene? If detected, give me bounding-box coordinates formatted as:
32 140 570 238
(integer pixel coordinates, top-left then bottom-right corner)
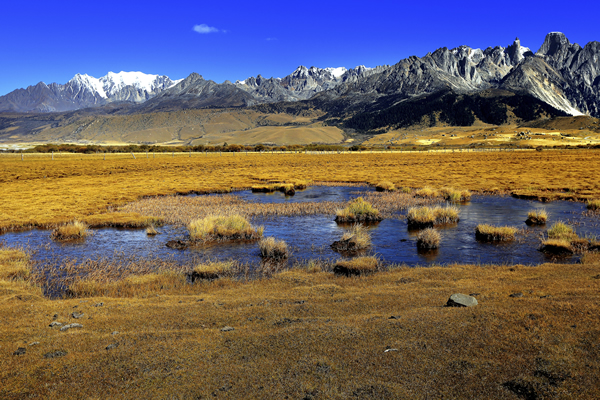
446 293 478 307
49 321 62 328
44 350 68 359
93 302 104 307
166 240 190 250
510 292 524 298
105 343 119 350
60 323 83 332
13 347 26 356
221 326 234 332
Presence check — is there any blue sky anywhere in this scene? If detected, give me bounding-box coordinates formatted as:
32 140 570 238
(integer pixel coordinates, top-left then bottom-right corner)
1 0 599 96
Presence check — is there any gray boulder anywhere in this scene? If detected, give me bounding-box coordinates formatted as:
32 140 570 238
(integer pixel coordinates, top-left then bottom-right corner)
446 293 478 307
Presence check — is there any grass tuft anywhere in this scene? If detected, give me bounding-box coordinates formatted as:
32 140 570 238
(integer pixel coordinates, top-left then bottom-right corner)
146 225 159 235
415 187 439 198
335 197 382 223
51 221 89 241
417 228 441 249
333 256 378 276
188 214 263 243
526 209 548 225
375 181 396 192
547 221 578 241
540 238 573 255
331 224 371 252
475 224 518 242
407 206 459 228
259 237 289 260
587 199 600 211
191 262 235 281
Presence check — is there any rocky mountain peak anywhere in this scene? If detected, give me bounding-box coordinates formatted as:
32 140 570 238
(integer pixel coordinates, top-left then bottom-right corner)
537 32 570 56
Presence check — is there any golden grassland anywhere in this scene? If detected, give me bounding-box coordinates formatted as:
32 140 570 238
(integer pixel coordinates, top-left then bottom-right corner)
1 149 600 231
1 247 600 398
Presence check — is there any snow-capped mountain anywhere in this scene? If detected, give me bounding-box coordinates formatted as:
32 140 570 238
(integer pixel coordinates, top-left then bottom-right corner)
0 71 181 112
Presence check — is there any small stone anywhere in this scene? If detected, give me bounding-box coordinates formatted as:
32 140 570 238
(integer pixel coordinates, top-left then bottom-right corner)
221 326 235 332
510 292 524 298
71 312 85 319
384 348 398 353
540 295 552 299
111 331 119 335
388 315 401 320
105 343 119 350
446 293 478 307
93 302 104 307
13 347 26 356
60 323 83 332
29 342 40 346
52 314 58 320
49 321 62 328
44 350 67 359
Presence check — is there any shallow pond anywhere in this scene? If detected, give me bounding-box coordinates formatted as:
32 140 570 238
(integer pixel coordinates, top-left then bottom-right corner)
3 188 599 270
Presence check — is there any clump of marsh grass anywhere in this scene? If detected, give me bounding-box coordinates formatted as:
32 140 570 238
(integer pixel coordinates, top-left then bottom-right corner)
540 238 573 255
475 224 517 242
375 181 396 192
335 197 382 223
416 228 441 250
251 184 276 193
400 187 413 194
586 199 600 211
188 214 263 243
331 224 371 252
440 187 471 202
259 237 289 260
415 187 439 199
547 221 578 241
333 256 378 276
0 247 31 281
146 225 159 236
190 261 235 281
51 221 89 241
526 209 548 225
407 206 460 228
274 183 295 196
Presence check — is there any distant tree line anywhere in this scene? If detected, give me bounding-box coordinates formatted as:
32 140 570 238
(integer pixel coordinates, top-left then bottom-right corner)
8 143 350 154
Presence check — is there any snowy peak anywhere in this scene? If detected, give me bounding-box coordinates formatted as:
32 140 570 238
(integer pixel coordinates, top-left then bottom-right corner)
67 71 180 100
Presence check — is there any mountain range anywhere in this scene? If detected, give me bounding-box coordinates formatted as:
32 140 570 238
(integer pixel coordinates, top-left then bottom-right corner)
1 32 599 145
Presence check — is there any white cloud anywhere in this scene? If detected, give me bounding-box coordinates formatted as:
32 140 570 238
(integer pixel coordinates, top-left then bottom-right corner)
193 24 220 34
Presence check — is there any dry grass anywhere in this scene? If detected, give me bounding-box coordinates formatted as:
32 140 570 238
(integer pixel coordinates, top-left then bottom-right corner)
587 199 600 211
332 256 378 276
2 260 600 398
335 197 382 223
259 237 289 260
191 261 235 280
375 180 396 192
526 209 548 225
2 150 600 231
331 224 372 252
0 247 31 281
439 187 472 202
50 220 89 241
68 271 187 297
415 186 440 198
417 228 441 249
547 221 578 241
145 225 158 235
540 238 574 255
407 206 460 228
475 224 518 242
188 214 263 242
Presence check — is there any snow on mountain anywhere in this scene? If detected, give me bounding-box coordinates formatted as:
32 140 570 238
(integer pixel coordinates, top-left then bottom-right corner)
69 71 181 98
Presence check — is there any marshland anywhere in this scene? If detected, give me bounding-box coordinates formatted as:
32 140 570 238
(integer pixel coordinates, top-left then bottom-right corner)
2 150 600 398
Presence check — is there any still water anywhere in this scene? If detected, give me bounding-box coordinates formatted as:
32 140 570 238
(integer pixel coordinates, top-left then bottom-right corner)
2 188 598 268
